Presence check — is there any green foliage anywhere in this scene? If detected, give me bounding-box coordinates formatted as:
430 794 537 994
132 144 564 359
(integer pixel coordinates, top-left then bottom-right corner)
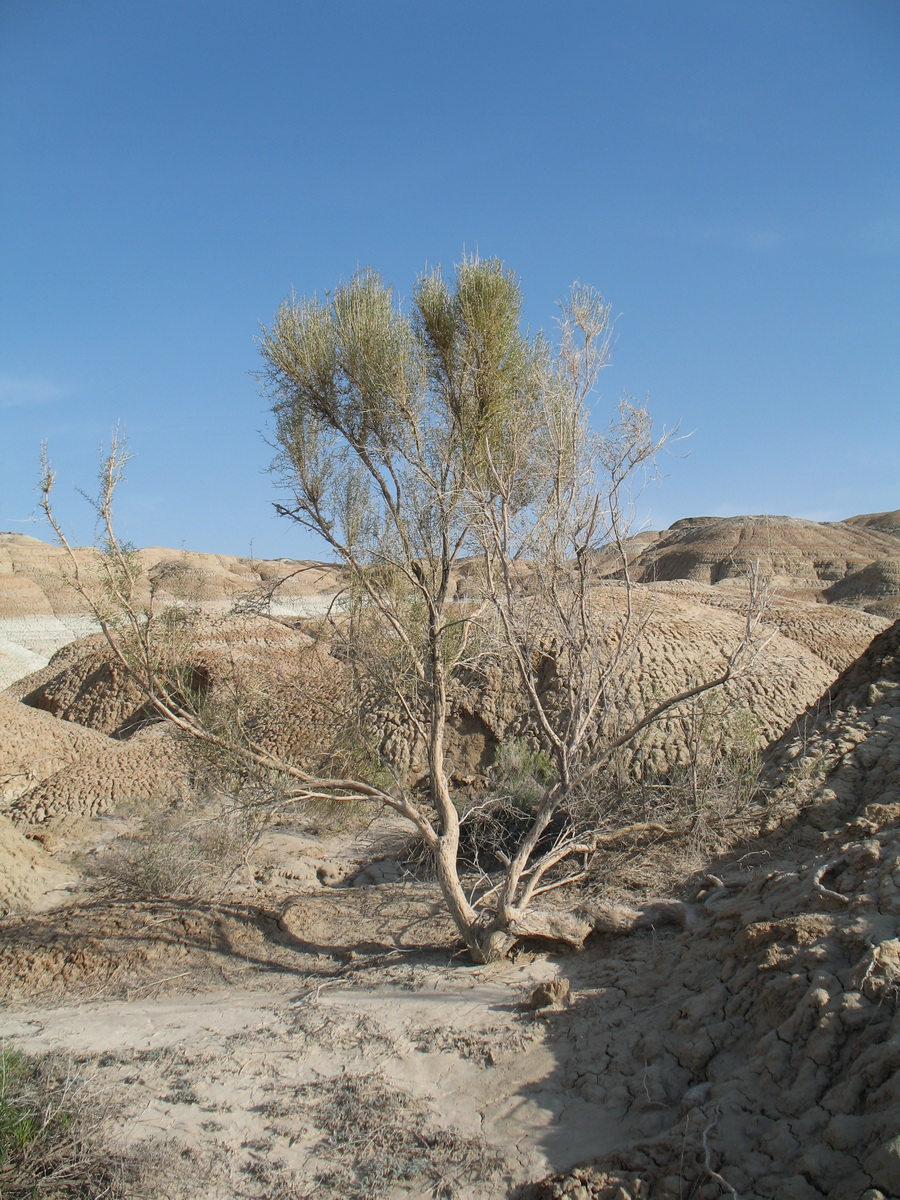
261 255 563 572
413 259 546 467
492 737 555 813
0 1049 41 1165
670 698 762 815
264 268 418 453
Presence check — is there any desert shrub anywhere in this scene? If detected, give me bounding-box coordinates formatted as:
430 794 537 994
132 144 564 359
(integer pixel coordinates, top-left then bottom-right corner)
492 738 555 812
449 740 567 873
670 699 762 815
88 798 254 901
0 1045 136 1198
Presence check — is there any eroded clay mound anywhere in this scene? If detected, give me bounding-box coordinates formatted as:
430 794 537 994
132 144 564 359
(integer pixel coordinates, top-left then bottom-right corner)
13 618 337 740
3 633 201 827
751 599 890 671
526 622 900 1200
646 580 890 673
16 636 151 736
762 618 900 830
0 693 112 806
8 724 194 826
0 814 74 915
563 588 836 778
825 557 900 619
339 586 845 784
5 617 354 826
11 590 839 788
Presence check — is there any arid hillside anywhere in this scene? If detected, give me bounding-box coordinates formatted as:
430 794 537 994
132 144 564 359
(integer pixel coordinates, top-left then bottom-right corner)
2 516 899 1199
2 510 899 690
0 530 345 689
0 581 884 829
596 511 900 616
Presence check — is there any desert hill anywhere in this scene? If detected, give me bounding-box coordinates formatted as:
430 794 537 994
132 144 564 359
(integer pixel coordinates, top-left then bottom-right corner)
843 508 900 539
0 530 344 689
1 510 896 853
597 512 900 614
0 531 345 618
0 585 869 825
0 508 891 827
2 509 899 690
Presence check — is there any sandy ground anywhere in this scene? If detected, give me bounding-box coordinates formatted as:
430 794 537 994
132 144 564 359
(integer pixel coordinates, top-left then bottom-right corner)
2 932 636 1199
1 812 627 1198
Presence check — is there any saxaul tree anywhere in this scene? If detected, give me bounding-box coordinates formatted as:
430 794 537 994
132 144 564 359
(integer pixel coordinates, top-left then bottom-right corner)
41 257 766 963
256 257 765 960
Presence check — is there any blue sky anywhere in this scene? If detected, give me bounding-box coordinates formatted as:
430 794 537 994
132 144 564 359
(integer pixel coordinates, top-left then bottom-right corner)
1 0 897 559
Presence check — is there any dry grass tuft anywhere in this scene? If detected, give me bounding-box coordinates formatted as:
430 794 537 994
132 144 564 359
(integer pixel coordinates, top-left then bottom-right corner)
0 1045 149 1199
84 798 254 902
293 1071 505 1200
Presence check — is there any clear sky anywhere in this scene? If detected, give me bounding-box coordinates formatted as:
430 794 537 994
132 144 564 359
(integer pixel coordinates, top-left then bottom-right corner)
1 0 897 560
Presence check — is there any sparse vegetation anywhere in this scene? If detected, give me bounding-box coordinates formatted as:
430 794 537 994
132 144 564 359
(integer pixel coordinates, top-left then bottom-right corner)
293 1072 504 1200
86 797 254 902
0 1046 136 1199
39 255 768 962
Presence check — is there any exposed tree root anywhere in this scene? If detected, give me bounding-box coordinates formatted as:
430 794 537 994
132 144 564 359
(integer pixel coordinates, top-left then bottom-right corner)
474 896 701 960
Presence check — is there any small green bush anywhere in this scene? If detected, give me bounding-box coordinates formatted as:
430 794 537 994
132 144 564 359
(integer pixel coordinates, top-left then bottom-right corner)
492 737 555 813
